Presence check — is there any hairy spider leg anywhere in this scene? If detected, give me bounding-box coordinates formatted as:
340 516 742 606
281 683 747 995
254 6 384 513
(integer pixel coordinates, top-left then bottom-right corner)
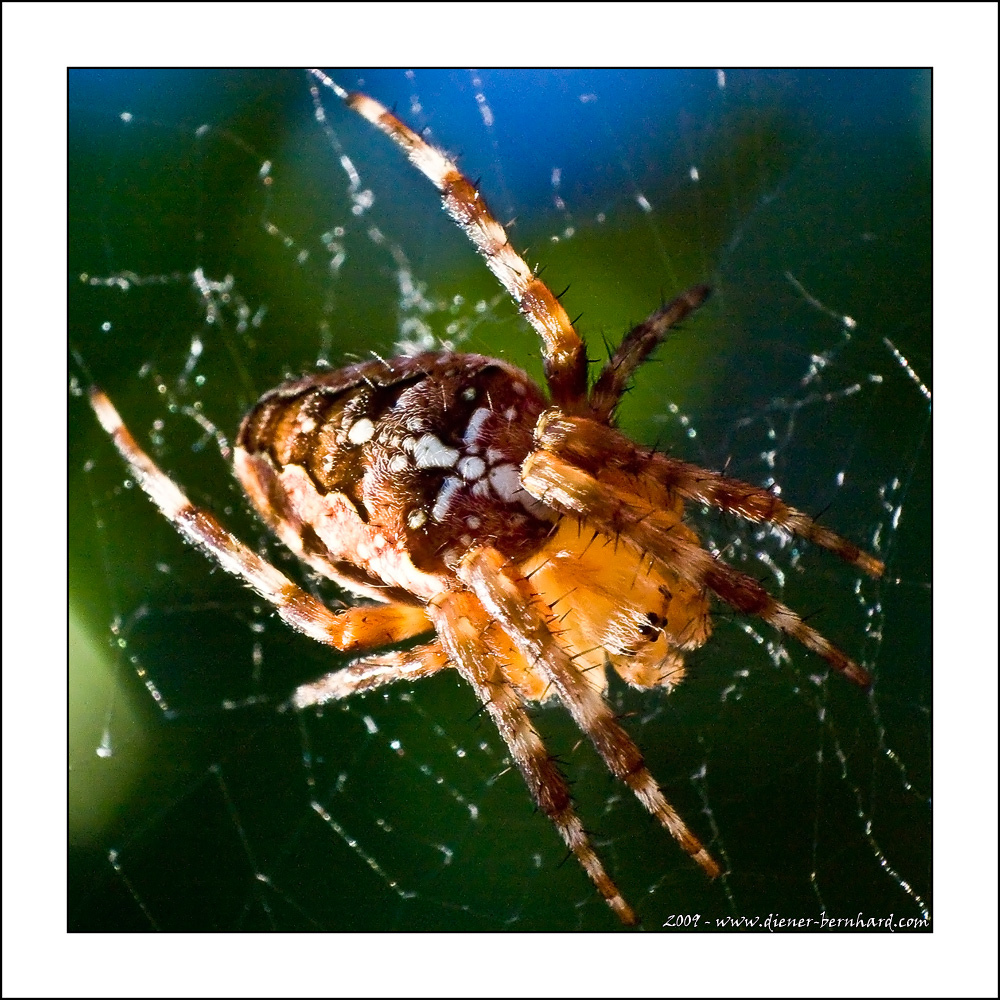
588 284 712 422
89 388 432 654
458 546 722 879
292 643 449 709
310 70 589 412
536 412 886 579
431 589 638 925
522 450 874 689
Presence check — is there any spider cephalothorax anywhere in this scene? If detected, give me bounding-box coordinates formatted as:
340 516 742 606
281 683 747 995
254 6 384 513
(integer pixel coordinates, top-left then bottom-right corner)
89 72 884 926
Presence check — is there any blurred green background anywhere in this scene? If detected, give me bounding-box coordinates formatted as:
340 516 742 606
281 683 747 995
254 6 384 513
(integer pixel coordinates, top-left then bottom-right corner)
69 69 931 932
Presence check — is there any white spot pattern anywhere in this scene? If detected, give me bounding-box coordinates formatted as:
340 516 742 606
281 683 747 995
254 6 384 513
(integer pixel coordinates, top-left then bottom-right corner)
347 417 375 445
488 463 520 502
457 455 486 481
413 433 460 470
432 476 463 522
463 407 491 444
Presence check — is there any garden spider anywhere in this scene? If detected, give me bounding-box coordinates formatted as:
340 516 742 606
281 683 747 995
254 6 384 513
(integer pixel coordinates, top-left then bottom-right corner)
88 72 884 927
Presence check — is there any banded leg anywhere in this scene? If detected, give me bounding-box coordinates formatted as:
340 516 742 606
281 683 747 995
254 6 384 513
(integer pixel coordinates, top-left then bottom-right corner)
310 69 588 411
292 642 450 709
588 285 712 422
90 387 432 651
457 547 721 880
536 412 885 578
522 449 874 688
431 590 638 925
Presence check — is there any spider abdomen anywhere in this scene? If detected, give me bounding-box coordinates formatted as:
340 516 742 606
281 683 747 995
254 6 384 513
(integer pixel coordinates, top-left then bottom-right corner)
235 352 554 599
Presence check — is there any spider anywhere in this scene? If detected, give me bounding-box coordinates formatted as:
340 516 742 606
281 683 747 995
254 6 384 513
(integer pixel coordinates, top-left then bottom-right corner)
88 73 884 927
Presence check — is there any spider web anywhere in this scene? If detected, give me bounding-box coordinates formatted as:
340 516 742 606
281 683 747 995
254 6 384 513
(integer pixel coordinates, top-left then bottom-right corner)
69 68 931 933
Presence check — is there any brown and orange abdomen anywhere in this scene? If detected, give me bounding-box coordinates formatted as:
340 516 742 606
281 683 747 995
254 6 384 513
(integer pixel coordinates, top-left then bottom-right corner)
235 353 555 601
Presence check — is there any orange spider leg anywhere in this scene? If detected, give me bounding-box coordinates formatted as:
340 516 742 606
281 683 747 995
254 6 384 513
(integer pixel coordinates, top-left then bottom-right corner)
311 70 588 412
536 412 886 579
457 546 722 881
292 643 450 709
522 449 874 689
430 589 638 925
90 387 432 652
